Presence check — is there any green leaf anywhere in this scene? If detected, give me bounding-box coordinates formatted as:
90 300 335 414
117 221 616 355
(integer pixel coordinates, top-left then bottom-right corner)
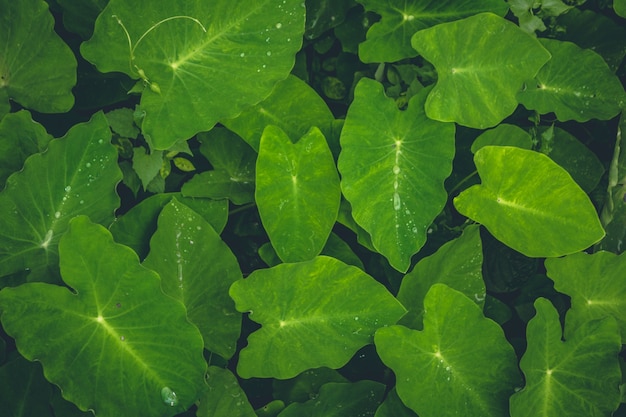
0 110 53 189
272 367 348 405
509 298 622 417
133 148 164 190
0 216 207 417
518 39 626 122
411 13 551 129
105 108 140 139
229 256 407 379
0 355 53 417
508 0 572 34
338 79 455 272
397 225 485 330
81 0 305 150
277 380 385 417
143 199 242 358
454 146 605 258
0 112 121 279
471 124 533 154
56 0 107 39
616 0 626 18
304 0 354 40
374 388 418 417
356 0 508 63
0 0 76 115
222 75 336 154
256 126 340 263
197 367 256 417
545 251 626 341
375 284 522 417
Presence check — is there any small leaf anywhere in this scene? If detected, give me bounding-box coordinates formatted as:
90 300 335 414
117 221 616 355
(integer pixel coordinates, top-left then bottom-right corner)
197 367 256 417
172 157 195 172
471 124 533 154
509 298 622 417
256 126 340 263
454 146 605 257
229 256 406 379
411 12 551 129
376 284 522 417
518 39 626 122
133 148 163 190
105 108 140 139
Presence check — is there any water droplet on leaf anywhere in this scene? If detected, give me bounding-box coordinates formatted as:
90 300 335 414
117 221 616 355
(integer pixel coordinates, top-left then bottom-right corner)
161 386 178 407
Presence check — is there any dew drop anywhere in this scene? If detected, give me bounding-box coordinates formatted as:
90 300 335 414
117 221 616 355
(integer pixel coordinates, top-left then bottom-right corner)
276 22 282 29
54 211 61 219
393 165 401 175
64 185 72 192
161 387 178 407
120 335 125 341
393 193 401 210
266 51 272 56
240 52 245 57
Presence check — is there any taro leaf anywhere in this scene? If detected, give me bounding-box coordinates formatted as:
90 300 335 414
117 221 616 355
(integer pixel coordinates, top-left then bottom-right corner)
0 112 121 279
277 380 385 417
509 298 622 417
396 225 485 330
518 39 626 122
454 146 605 258
374 388 418 417
229 256 407 379
143 199 242 358
375 284 522 417
0 0 76 116
338 79 455 272
272 367 348 405
256 126 340 263
0 110 52 189
0 355 53 417
545 251 626 341
305 0 354 40
356 0 508 63
411 13 551 129
616 0 626 18
197 367 256 417
110 193 228 259
222 75 336 153
471 124 533 154
56 0 108 39
81 0 305 150
0 216 207 417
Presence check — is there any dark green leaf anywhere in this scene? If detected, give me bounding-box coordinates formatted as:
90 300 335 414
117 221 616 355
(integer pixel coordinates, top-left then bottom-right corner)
272 367 348 405
197 366 256 417
374 388 418 417
0 355 53 417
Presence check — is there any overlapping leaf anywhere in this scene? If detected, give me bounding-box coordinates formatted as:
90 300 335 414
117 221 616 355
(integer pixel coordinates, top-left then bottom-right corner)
143 199 242 358
376 284 522 417
454 146 605 257
518 39 626 122
338 79 455 272
0 0 76 117
471 124 533 154
0 216 207 417
229 256 407 379
356 0 508 63
411 13 551 128
0 112 121 279
197 367 256 417
509 298 621 417
256 126 340 263
81 0 305 149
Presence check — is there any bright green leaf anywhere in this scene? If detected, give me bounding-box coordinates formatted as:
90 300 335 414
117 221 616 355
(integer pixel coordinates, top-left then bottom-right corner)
509 298 622 417
256 126 340 263
397 225 485 330
0 112 121 279
0 216 207 417
229 256 407 379
615 0 626 18
143 199 242 358
518 39 626 122
454 146 605 257
545 251 626 341
338 79 455 272
471 124 533 154
0 0 76 115
197 366 256 417
376 284 522 417
411 13 551 129
81 0 305 150
356 0 508 63
0 355 53 417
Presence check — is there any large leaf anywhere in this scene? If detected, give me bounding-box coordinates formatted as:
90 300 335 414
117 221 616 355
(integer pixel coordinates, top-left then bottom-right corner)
356 0 508 63
256 126 341 263
517 39 626 122
397 225 485 330
411 13 551 129
509 298 622 417
375 284 522 417
0 112 121 279
0 0 76 117
197 367 256 417
545 251 626 341
81 0 305 150
229 256 407 379
143 199 242 358
0 216 207 417
454 146 605 257
338 79 455 272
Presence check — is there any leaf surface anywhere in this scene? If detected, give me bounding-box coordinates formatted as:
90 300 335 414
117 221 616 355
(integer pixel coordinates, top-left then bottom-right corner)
454 146 605 257
197 367 256 417
229 256 406 379
0 216 207 417
338 79 455 272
